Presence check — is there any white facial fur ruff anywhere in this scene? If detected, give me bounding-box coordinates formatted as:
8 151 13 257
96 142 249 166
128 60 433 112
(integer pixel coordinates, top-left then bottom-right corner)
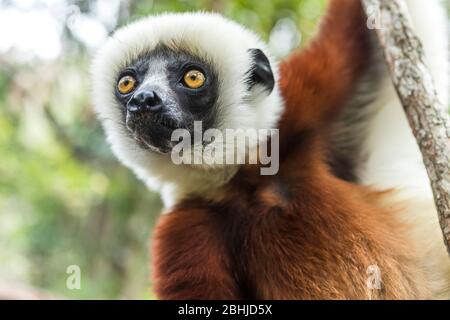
91 12 284 206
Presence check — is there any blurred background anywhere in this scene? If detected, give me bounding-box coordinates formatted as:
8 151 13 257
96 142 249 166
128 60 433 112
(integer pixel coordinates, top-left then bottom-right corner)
0 0 447 299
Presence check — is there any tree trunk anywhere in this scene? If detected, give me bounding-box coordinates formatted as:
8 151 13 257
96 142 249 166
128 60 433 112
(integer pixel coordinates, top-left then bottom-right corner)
361 0 450 256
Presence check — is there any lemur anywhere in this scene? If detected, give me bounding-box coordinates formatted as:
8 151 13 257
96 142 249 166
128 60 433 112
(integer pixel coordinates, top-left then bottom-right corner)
92 0 450 299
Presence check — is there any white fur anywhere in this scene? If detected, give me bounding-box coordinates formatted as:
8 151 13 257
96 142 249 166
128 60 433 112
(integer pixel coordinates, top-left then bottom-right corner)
359 0 450 298
91 13 284 207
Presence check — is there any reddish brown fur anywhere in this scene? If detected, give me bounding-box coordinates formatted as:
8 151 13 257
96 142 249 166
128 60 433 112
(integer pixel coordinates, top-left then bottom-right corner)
279 0 371 133
151 0 429 299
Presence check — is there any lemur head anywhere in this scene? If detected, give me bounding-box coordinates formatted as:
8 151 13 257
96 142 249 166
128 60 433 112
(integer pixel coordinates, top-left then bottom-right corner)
92 13 283 201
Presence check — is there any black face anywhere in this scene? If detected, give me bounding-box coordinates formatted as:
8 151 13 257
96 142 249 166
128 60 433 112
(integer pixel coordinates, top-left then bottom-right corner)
114 46 274 154
114 46 219 153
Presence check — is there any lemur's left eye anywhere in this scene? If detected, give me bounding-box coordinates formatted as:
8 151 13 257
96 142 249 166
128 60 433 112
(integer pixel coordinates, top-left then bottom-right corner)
183 70 205 89
117 75 137 94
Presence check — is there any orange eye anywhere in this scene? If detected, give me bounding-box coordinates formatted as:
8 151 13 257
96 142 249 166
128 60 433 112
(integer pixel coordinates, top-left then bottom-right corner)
117 75 136 94
183 70 206 89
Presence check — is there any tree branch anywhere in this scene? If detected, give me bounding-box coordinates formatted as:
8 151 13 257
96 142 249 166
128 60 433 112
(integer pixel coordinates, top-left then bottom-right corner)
361 0 450 256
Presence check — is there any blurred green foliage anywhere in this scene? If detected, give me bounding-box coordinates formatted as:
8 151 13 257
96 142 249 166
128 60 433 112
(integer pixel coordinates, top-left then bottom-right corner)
0 0 326 299
130 0 325 42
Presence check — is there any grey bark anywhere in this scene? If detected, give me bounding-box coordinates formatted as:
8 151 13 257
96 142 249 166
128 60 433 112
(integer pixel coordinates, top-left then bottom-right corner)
361 0 450 256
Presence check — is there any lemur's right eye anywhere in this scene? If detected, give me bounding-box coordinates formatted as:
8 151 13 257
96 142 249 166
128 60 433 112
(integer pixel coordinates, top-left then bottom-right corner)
117 75 137 94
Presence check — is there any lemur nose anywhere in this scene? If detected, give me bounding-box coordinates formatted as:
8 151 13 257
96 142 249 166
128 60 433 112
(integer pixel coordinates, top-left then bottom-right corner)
128 90 163 113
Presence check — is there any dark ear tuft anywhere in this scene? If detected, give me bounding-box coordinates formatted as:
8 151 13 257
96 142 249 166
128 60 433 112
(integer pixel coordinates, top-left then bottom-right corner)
247 48 275 94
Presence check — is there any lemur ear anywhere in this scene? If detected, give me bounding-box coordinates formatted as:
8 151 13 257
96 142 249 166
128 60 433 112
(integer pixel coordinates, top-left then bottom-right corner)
247 48 275 94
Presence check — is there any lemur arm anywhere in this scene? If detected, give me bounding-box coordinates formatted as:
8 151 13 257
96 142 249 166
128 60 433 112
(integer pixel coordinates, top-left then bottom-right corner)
278 0 372 131
151 205 240 299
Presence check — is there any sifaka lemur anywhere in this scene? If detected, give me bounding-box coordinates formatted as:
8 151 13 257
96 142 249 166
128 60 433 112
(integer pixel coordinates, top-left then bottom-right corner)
92 0 450 299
